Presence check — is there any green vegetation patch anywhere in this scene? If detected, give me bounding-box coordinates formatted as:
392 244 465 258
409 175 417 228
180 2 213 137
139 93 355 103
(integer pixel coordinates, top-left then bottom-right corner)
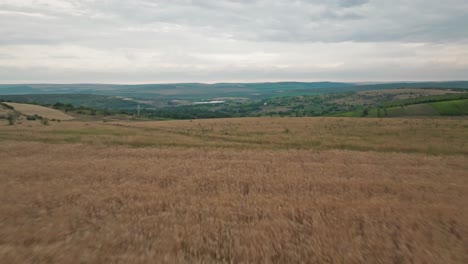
383 104 439 117
336 99 468 118
431 99 468 115
382 92 468 108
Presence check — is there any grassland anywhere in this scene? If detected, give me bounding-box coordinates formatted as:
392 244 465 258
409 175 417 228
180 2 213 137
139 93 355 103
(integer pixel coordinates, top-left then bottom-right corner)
4 102 74 120
1 117 467 263
432 99 468 115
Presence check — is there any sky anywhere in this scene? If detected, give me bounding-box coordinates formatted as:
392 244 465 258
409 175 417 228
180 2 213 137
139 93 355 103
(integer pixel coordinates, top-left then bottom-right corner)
0 0 467 83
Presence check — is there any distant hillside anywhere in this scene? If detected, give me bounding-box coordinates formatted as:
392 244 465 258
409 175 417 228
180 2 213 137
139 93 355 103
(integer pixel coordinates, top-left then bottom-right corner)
350 81 468 90
1 84 467 120
1 82 467 101
0 82 353 100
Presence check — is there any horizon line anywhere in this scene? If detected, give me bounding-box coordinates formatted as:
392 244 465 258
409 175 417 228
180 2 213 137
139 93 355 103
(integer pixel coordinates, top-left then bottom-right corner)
1 80 467 86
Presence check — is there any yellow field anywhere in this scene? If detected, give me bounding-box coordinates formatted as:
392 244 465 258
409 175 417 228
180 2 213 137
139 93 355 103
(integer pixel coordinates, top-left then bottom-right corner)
1 117 467 155
3 102 74 120
0 117 467 263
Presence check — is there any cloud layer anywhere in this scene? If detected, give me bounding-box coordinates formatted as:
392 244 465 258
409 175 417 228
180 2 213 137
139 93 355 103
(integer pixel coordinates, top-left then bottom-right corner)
1 0 467 83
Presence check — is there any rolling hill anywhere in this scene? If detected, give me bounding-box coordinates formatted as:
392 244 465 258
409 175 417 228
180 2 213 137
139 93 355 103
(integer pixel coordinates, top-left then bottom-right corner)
1 82 467 119
3 102 74 120
1 81 467 100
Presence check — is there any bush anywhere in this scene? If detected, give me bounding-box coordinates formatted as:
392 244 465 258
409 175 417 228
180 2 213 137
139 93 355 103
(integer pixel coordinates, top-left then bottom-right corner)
40 118 49 125
361 108 369 117
7 112 18 125
26 115 37 120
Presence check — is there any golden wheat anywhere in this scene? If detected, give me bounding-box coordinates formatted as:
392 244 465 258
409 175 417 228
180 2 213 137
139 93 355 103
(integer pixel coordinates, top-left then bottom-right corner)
1 117 467 155
0 117 467 263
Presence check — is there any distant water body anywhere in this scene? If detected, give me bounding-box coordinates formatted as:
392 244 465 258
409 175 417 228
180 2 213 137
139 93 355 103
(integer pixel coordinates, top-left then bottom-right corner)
193 101 225 105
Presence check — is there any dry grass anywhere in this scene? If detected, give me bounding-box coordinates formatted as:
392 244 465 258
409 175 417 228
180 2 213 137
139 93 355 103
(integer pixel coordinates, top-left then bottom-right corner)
0 117 467 263
3 102 74 120
1 117 467 155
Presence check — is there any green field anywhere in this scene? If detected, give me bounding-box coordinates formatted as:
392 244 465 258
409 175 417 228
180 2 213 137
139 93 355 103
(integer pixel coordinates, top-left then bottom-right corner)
432 99 468 115
337 99 468 117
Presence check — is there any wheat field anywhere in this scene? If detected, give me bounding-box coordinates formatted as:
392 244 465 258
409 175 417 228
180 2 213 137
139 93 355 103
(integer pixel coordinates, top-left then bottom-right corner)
1 117 467 263
3 102 74 120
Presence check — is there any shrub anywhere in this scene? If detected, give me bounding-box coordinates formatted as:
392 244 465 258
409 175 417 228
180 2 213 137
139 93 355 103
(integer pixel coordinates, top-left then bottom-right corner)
41 118 49 125
7 112 17 125
361 108 369 117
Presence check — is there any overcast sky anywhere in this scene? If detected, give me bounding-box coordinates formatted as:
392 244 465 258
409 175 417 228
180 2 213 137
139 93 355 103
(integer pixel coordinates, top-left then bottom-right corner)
0 0 467 83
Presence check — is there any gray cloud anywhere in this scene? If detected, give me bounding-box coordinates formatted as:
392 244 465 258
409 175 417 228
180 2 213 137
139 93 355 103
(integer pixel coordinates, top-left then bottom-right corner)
337 0 369 8
2 0 467 44
0 0 467 83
